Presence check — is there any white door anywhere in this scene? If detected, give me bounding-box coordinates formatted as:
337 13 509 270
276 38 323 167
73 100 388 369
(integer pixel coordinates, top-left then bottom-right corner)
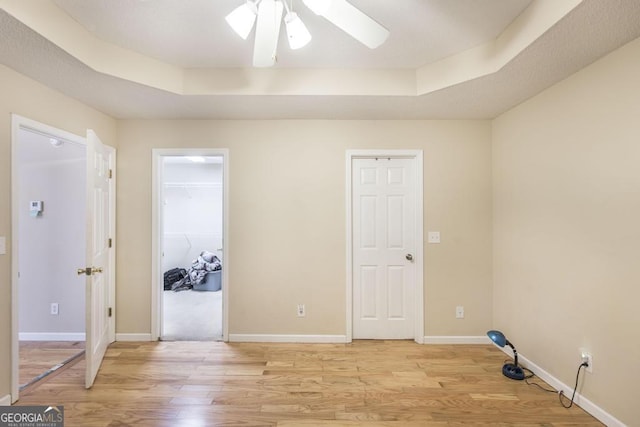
83 130 112 388
353 157 416 339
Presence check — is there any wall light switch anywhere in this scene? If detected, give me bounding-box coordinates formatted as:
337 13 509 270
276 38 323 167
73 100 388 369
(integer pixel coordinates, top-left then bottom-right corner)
0 236 6 255
428 231 441 244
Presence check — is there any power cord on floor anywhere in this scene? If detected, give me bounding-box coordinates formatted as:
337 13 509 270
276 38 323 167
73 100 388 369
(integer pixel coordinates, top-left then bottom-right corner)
559 362 588 408
514 359 589 409
525 376 557 393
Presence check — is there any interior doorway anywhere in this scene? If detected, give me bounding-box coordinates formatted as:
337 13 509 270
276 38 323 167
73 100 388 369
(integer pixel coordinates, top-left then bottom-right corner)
152 150 229 341
14 126 86 389
11 116 116 400
346 150 424 343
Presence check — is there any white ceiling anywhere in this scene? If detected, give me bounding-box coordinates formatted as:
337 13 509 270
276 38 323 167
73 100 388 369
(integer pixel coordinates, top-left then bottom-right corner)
1 0 640 120
51 0 532 69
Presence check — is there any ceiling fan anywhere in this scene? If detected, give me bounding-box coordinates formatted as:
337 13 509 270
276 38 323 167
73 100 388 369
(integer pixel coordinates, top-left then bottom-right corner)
225 0 390 67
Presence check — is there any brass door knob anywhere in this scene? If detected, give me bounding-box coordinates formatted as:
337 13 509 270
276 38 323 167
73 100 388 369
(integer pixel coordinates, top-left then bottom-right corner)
77 267 103 275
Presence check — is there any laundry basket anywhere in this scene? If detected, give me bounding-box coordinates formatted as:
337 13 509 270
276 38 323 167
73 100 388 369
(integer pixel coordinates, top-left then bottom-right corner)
192 270 221 292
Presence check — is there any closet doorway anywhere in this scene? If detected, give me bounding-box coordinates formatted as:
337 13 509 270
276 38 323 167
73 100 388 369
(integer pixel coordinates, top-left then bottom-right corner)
152 150 229 341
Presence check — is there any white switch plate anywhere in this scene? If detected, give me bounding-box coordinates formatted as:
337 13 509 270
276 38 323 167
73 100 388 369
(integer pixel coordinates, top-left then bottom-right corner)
0 236 6 255
428 231 441 244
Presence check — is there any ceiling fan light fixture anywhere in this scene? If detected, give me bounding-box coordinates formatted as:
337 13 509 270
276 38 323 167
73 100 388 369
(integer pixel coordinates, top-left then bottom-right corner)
226 0 259 40
228 0 387 67
285 11 311 49
253 0 284 67
302 0 332 15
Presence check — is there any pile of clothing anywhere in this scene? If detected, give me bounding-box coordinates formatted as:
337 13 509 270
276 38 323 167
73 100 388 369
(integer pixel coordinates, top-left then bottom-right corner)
171 250 221 292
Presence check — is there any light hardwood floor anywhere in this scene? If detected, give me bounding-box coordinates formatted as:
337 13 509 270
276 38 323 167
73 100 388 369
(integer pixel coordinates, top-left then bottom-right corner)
19 341 84 388
15 341 602 426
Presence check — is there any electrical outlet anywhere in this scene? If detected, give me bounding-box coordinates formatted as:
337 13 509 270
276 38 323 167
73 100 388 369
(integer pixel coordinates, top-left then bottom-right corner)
580 348 593 373
428 231 441 244
50 303 59 315
297 304 305 317
455 306 464 319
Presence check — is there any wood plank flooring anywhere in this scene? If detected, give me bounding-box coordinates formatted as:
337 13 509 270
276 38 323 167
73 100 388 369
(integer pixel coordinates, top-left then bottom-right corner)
19 341 85 388
15 341 603 426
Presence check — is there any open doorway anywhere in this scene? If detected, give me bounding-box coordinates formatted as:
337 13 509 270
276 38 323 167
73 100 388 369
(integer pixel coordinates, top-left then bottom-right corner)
11 115 116 399
153 153 228 341
15 127 86 389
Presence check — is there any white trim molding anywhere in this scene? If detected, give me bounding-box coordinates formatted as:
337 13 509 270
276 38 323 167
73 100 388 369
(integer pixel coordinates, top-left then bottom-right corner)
518 353 625 427
424 336 492 345
0 395 11 406
115 333 153 342
493 346 625 427
229 334 348 343
18 333 85 341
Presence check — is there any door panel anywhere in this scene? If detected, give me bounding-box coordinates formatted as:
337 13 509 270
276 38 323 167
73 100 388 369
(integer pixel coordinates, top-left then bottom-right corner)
85 130 111 388
360 196 377 248
353 157 416 339
387 266 405 318
360 266 378 318
387 195 404 248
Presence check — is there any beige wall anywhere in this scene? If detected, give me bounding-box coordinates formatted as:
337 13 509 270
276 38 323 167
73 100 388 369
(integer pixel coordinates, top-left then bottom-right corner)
3 30 638 423
492 37 640 424
3 33 638 423
0 64 117 399
116 120 493 337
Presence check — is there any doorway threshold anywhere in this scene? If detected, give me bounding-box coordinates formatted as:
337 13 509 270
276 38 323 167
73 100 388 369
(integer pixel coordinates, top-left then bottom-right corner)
19 350 85 392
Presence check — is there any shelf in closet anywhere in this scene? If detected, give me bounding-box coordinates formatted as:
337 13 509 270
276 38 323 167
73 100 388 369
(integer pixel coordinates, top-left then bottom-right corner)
164 182 222 189
163 232 222 249
163 182 222 199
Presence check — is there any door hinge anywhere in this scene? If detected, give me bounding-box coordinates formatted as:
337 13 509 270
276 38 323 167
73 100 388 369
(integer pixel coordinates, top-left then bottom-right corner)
109 169 113 179
108 238 112 248
108 307 112 317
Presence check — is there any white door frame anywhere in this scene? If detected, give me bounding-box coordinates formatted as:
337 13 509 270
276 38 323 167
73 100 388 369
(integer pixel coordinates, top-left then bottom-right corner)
10 115 117 401
346 150 424 344
151 148 230 341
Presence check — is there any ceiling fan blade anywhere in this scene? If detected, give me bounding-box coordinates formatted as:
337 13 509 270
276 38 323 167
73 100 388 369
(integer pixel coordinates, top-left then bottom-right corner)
305 0 389 49
253 0 284 67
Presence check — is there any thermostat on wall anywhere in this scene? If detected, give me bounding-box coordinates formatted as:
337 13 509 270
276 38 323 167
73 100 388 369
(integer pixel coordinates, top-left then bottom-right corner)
30 200 43 217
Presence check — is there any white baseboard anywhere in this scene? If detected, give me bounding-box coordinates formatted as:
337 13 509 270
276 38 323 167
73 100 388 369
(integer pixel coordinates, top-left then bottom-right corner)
424 335 491 344
115 333 153 342
229 334 348 343
0 394 11 406
492 347 625 426
229 335 488 344
517 353 625 427
19 332 85 341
